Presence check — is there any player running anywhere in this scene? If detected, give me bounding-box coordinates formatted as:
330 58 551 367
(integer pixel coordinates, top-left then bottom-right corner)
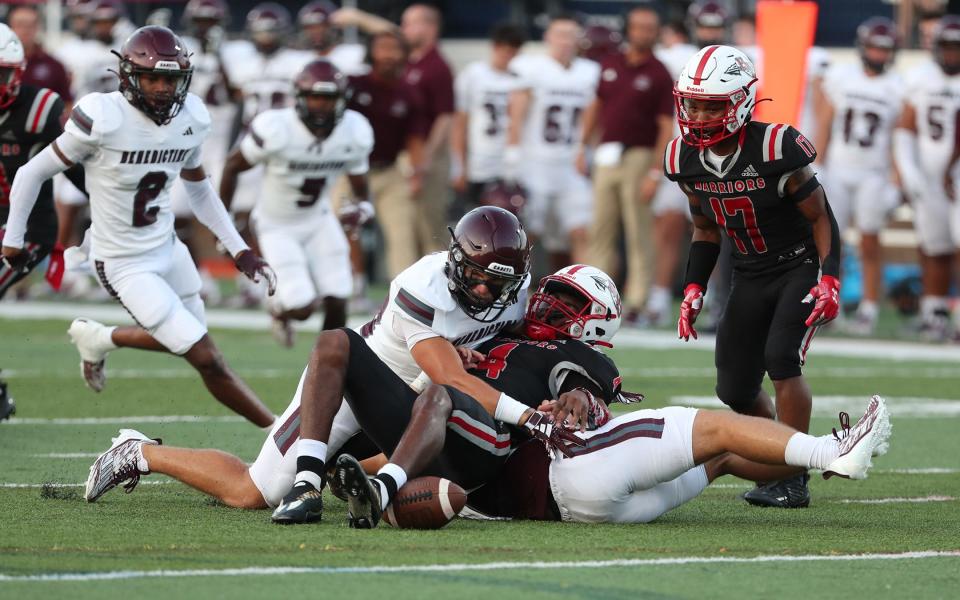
2 26 277 428
220 59 374 346
665 46 842 508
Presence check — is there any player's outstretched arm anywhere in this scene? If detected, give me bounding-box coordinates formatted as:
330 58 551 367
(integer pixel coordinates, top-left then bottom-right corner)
792 166 841 327
2 141 72 263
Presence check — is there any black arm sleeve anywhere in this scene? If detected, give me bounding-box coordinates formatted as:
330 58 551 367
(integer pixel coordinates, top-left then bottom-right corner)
821 198 842 278
63 164 87 198
683 240 721 289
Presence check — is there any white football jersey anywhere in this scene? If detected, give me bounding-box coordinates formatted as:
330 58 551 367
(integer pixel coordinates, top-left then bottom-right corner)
54 38 118 98
240 108 373 222
321 43 367 76
61 92 210 259
360 252 529 385
823 63 903 170
455 61 520 182
655 43 697 81
905 60 960 177
737 46 831 136
510 54 600 163
220 40 314 127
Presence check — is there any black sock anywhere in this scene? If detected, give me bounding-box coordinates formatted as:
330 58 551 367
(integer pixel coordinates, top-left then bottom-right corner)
294 456 326 490
373 473 398 509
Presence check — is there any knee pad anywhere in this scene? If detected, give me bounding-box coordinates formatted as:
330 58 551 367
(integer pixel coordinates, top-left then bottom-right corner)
715 378 762 414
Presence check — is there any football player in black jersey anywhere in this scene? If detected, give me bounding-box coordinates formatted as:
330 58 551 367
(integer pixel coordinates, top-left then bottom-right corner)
664 45 842 508
0 25 85 421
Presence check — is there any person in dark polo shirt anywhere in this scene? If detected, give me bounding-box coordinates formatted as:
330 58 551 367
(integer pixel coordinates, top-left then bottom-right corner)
577 5 674 323
401 3 453 254
347 30 427 279
6 5 72 104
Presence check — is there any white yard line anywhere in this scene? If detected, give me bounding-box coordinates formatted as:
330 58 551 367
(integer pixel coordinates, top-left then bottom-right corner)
5 301 960 362
876 468 960 474
30 453 99 458
837 496 955 504
4 415 245 425
670 395 960 417
1 551 957 582
0 481 173 489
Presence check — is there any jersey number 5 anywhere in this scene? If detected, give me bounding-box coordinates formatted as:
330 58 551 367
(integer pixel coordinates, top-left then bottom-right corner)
709 196 768 254
297 178 327 208
475 342 519 379
132 171 168 227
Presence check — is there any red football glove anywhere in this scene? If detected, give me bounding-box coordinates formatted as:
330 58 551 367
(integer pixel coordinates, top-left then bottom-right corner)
234 249 278 296
677 283 705 341
802 275 840 327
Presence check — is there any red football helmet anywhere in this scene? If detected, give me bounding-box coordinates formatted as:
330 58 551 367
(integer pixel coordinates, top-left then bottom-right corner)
294 59 347 133
934 15 960 75
0 24 26 110
114 26 193 125
524 264 622 346
446 206 531 322
857 16 897 73
579 24 622 63
479 180 527 216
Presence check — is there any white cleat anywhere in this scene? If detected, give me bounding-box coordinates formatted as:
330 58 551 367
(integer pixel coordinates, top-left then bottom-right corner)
822 395 892 481
67 318 112 392
271 316 295 348
85 429 160 502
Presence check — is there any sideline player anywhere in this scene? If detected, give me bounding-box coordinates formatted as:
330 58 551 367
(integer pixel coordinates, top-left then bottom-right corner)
816 18 903 335
506 14 600 270
665 46 842 507
0 24 85 421
220 59 374 346
2 26 277 428
84 206 534 511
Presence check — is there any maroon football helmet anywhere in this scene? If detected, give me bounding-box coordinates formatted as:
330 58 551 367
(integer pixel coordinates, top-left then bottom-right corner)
688 0 728 47
579 24 622 63
294 59 347 134
934 15 960 75
299 1 337 27
857 16 897 73
114 26 193 125
247 3 292 34
446 206 531 322
184 0 227 24
299 0 338 51
479 179 527 216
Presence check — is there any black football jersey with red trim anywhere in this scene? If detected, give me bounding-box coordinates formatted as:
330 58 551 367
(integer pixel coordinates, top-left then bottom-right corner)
664 121 819 275
0 85 66 245
470 336 622 408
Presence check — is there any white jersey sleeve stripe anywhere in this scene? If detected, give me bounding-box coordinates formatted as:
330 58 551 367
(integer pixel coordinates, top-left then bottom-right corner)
26 89 59 134
665 136 681 175
773 124 786 161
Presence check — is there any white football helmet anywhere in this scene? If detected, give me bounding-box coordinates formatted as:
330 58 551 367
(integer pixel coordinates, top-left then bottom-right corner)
674 44 757 148
0 24 25 110
524 265 622 346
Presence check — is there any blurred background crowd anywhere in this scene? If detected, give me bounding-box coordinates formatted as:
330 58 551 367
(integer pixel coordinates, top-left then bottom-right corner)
3 0 960 343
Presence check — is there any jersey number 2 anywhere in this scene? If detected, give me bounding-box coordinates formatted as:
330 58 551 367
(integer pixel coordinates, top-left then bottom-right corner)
132 171 168 227
709 196 768 254
475 342 519 379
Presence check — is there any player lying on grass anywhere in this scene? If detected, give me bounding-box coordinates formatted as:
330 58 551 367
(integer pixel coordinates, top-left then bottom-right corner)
84 265 891 527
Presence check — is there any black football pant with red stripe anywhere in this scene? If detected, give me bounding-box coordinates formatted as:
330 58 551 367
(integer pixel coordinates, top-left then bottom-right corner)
714 259 819 413
337 328 508 490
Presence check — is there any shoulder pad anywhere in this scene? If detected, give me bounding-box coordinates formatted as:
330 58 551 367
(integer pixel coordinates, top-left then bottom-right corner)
250 109 290 154
343 110 374 152
392 253 457 316
758 123 810 163
23 88 62 135
182 93 212 130
664 135 685 178
66 92 122 141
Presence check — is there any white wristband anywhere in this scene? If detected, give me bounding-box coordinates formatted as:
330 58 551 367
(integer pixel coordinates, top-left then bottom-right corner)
494 392 529 426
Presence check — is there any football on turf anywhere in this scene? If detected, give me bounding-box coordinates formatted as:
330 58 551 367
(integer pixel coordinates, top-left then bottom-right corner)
382 476 466 529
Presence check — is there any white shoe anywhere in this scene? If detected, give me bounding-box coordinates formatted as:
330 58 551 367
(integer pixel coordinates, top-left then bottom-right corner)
822 395 892 480
67 318 113 392
85 429 160 502
271 316 295 348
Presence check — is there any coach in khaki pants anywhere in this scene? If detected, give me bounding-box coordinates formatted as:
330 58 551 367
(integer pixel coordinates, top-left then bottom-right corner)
577 5 674 318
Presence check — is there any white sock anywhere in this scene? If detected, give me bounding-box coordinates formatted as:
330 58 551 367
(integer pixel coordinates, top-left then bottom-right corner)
784 432 840 470
297 439 328 462
100 325 118 352
374 463 408 511
858 300 878 320
921 296 949 320
136 444 150 473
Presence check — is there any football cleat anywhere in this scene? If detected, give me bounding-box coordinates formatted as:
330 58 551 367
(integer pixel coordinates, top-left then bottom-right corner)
743 472 811 508
271 483 324 524
823 395 891 480
68 318 113 392
336 454 381 529
85 429 160 502
270 316 295 348
0 377 15 422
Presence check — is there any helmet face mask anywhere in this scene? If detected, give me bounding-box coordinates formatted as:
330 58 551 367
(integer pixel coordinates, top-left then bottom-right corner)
0 24 25 110
523 265 621 346
445 206 531 323
856 17 897 74
114 26 193 126
294 59 347 134
934 16 960 75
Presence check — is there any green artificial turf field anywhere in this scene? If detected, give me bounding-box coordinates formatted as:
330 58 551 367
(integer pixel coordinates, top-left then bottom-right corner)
1 315 958 599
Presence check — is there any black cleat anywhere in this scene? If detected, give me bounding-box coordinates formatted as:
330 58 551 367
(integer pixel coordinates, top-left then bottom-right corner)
336 454 381 529
0 379 15 422
271 483 324 524
743 472 811 508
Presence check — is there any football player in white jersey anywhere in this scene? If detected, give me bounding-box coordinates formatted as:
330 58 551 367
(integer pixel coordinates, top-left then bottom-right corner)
219 3 313 283
2 26 277 428
83 207 536 517
506 14 600 270
296 1 393 77
451 22 526 206
894 16 960 340
220 59 374 346
816 18 904 334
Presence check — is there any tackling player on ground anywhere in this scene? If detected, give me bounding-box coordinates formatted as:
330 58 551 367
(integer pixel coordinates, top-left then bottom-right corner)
665 46 842 508
2 26 277 428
